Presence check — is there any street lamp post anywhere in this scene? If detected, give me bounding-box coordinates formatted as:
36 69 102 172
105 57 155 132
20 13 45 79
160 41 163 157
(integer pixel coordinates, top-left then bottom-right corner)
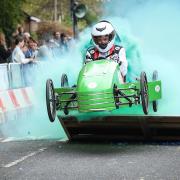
70 0 78 39
54 0 57 21
70 0 87 39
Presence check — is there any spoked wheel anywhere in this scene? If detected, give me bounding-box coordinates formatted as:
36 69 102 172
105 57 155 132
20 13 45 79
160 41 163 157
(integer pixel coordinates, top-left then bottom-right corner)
152 70 158 112
140 72 149 115
61 74 69 87
46 79 56 122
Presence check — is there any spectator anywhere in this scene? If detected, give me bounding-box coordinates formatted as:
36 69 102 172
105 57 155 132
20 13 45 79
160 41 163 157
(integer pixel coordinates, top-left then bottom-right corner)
37 37 60 61
22 44 28 54
60 33 68 52
24 37 38 58
17 26 24 37
31 39 38 58
11 26 25 50
0 32 11 64
23 32 31 44
12 36 35 64
53 31 61 47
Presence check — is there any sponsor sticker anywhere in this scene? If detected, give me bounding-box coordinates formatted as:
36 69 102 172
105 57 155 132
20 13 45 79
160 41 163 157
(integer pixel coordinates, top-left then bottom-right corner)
88 82 97 89
155 85 160 92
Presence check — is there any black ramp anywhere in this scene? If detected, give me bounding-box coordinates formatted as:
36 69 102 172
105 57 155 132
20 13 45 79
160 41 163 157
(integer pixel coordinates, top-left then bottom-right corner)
58 116 180 140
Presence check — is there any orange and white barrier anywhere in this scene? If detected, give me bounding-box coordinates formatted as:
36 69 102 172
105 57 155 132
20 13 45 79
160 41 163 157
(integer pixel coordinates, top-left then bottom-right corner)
0 87 35 124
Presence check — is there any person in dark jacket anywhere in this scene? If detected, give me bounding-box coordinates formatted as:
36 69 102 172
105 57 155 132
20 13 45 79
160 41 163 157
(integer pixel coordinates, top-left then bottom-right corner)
0 32 11 63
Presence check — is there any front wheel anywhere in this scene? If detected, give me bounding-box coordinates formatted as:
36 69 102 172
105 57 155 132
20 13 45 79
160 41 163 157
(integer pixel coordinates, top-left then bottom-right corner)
46 79 56 122
140 72 149 115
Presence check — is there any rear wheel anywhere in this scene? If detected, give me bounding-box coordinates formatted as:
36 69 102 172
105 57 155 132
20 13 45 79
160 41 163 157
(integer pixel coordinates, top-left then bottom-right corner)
140 72 149 115
152 70 158 112
46 79 56 122
61 74 69 87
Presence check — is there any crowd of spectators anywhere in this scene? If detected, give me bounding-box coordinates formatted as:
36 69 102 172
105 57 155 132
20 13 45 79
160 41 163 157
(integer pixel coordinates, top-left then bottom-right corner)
0 26 71 87
0 26 71 65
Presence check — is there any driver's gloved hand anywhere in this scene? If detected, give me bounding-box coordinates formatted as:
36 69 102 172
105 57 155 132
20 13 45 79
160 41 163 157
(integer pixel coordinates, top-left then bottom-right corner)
84 58 92 64
123 76 126 83
118 61 122 66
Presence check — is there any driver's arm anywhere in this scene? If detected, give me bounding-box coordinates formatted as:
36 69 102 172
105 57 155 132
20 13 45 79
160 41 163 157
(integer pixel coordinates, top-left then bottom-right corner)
119 47 128 77
84 50 93 64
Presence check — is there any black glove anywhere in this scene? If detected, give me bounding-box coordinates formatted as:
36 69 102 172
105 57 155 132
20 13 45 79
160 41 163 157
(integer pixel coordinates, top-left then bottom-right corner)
119 61 122 66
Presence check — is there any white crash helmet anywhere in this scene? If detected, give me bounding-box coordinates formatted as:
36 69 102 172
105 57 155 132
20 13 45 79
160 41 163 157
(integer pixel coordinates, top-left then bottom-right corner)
91 21 116 53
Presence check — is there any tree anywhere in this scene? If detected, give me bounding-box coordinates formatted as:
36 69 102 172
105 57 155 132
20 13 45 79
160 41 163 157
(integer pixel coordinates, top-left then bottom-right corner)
0 0 25 44
23 0 102 26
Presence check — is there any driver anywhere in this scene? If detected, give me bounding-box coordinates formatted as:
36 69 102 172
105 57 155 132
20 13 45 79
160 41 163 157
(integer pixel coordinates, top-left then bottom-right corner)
85 20 128 82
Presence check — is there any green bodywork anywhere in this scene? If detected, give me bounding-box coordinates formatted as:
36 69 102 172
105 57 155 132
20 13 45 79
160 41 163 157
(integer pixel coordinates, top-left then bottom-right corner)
55 60 162 113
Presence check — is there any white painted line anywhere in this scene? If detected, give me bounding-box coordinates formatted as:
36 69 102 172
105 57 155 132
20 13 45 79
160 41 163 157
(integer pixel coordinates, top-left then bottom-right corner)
0 138 4 142
1 137 15 142
3 148 47 168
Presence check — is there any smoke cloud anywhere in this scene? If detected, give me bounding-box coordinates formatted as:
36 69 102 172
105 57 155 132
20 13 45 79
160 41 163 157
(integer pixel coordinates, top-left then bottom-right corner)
103 0 180 115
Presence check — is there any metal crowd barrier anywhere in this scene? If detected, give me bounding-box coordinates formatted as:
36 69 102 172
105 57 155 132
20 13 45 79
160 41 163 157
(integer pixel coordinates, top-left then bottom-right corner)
21 62 37 87
0 62 39 90
8 63 24 88
0 63 10 90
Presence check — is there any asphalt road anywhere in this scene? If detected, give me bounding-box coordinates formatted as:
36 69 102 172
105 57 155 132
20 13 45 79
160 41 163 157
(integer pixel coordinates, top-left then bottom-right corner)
1 137 180 180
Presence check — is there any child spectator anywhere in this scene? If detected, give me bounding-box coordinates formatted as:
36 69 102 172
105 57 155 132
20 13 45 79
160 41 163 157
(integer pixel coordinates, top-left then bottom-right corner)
24 37 38 58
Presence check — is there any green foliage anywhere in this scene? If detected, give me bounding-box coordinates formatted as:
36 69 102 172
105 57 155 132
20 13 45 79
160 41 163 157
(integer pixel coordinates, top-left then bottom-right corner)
62 15 72 27
84 11 99 26
78 10 99 31
0 0 101 42
0 0 25 41
30 31 38 41
23 0 101 28
23 0 57 21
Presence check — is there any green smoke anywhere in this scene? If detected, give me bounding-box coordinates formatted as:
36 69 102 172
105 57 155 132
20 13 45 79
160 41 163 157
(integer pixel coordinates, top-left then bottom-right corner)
102 0 180 115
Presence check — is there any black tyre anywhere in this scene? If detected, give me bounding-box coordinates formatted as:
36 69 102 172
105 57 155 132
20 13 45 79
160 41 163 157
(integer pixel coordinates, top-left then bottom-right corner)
61 74 69 87
46 79 56 122
140 72 149 115
152 70 158 112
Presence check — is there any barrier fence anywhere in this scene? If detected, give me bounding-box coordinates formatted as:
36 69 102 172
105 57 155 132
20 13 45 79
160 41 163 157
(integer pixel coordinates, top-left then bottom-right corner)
0 62 38 90
0 63 36 124
0 63 9 90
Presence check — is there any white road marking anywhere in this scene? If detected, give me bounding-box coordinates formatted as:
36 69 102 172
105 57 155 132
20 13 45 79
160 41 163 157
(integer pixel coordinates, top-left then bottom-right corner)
1 137 16 142
140 177 145 180
3 147 47 168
